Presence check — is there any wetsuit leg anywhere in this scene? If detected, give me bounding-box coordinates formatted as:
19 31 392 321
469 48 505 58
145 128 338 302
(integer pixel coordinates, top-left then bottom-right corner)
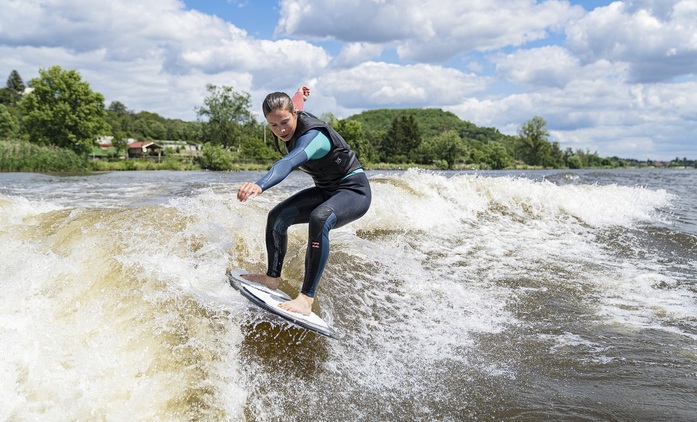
301 173 371 297
265 187 325 278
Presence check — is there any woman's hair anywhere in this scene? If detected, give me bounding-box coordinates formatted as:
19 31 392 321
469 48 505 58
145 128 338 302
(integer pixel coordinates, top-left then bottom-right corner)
262 92 294 117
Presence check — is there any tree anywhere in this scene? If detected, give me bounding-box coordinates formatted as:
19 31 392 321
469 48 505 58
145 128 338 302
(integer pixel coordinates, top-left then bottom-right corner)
544 141 565 168
0 104 19 138
516 116 551 166
382 115 421 162
105 101 133 137
112 131 129 158
423 130 467 169
337 119 376 164
241 134 277 161
108 101 128 115
567 155 582 169
199 142 234 171
320 112 340 130
19 66 109 155
6 70 26 105
196 84 254 150
482 142 513 170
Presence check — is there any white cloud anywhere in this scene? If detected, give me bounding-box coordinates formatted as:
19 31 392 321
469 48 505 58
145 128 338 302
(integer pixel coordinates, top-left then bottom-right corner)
333 43 384 68
566 0 697 82
316 61 487 110
276 0 429 43
277 0 584 62
494 46 580 88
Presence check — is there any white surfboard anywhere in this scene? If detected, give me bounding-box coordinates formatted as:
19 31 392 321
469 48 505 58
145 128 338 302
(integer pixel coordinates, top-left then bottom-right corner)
227 269 340 339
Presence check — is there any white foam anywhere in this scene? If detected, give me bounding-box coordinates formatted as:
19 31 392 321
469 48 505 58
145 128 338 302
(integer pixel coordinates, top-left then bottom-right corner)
0 193 247 420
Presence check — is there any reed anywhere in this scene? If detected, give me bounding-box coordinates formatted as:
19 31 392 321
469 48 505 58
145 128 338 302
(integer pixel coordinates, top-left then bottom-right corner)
0 140 90 172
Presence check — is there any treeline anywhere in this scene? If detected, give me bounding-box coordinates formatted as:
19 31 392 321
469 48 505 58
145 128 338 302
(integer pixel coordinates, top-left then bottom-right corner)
1 66 694 172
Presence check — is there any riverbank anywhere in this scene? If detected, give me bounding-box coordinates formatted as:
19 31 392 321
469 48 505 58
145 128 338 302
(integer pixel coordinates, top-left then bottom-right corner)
2 140 693 173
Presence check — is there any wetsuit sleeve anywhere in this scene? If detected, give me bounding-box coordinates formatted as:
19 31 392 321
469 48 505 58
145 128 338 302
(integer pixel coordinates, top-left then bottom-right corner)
255 129 331 191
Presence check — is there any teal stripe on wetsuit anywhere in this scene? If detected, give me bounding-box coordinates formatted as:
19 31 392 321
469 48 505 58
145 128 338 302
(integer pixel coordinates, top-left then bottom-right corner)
255 129 331 191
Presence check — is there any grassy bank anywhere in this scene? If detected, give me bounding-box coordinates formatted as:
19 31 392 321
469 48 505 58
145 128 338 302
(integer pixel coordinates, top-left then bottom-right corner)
89 158 271 172
0 140 273 172
89 158 200 171
2 139 688 173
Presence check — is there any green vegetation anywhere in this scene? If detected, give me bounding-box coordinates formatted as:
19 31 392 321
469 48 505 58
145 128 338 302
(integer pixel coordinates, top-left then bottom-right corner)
0 66 694 173
19 66 110 156
346 109 625 170
0 140 89 172
106 102 201 142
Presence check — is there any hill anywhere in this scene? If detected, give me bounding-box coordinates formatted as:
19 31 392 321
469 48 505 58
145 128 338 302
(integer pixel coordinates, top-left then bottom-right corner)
346 108 513 144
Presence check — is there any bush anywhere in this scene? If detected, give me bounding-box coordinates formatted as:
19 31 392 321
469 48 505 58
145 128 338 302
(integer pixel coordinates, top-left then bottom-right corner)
199 143 234 171
567 155 582 169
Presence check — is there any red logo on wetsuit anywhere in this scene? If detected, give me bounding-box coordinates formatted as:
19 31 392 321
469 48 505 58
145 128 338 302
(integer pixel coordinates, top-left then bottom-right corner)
311 241 320 248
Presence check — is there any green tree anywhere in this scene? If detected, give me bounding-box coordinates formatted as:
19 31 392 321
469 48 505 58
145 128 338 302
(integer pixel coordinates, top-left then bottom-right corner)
112 131 129 158
199 142 234 171
337 119 376 164
482 142 513 170
0 104 19 138
382 115 421 162
105 101 133 136
544 141 565 168
567 155 582 169
424 130 467 169
196 84 254 150
516 116 551 166
107 101 128 115
320 112 340 130
6 70 26 105
131 111 168 140
241 134 277 161
19 66 109 155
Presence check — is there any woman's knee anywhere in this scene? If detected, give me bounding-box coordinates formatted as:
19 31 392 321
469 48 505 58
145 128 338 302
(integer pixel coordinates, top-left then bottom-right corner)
310 205 335 225
308 206 336 237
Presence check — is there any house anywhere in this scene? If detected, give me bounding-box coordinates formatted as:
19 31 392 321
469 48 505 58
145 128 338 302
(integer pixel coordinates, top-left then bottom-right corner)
128 141 163 158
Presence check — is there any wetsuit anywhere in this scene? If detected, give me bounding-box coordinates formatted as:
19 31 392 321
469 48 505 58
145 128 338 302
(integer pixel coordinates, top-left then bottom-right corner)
255 112 371 297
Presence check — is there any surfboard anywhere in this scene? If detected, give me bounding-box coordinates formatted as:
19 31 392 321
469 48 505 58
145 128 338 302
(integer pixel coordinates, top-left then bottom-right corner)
227 268 340 339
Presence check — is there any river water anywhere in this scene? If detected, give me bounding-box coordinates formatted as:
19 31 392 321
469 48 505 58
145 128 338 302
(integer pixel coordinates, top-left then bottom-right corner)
0 169 695 421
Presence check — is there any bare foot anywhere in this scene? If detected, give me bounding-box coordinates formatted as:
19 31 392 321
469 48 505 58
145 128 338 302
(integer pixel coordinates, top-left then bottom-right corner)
278 294 314 316
240 273 280 290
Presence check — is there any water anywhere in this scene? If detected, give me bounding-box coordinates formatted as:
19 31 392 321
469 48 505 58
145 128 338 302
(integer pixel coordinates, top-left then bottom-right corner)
1 169 695 421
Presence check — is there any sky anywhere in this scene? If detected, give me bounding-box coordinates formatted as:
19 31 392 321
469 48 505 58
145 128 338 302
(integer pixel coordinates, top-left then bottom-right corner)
1 0 696 161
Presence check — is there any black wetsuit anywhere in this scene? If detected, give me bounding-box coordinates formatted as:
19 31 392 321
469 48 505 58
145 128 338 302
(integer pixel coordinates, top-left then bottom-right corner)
255 112 371 297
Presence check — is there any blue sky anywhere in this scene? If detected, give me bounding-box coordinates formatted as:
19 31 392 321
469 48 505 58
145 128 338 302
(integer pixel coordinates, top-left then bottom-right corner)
1 0 696 160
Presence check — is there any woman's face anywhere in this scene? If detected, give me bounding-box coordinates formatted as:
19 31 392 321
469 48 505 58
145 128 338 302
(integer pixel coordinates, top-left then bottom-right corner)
266 108 297 142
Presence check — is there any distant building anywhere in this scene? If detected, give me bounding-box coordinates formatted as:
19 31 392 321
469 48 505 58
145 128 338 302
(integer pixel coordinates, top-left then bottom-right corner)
127 141 163 158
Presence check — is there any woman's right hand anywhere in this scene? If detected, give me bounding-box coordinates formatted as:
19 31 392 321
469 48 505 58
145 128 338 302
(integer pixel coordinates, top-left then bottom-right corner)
237 182 262 202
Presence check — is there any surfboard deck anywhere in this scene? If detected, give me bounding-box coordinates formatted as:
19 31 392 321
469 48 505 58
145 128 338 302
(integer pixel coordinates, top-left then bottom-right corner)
227 268 340 340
